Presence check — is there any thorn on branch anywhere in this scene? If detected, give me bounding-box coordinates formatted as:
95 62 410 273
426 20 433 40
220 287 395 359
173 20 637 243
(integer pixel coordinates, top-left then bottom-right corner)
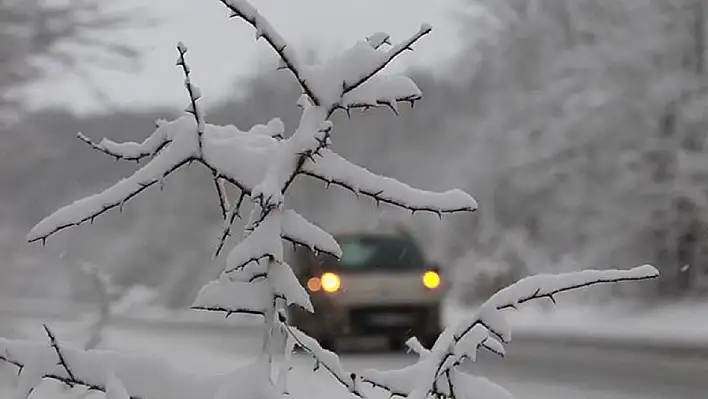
384 102 399 115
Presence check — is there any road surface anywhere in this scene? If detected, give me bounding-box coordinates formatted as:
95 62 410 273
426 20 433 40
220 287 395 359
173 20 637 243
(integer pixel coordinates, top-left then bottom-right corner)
4 315 705 399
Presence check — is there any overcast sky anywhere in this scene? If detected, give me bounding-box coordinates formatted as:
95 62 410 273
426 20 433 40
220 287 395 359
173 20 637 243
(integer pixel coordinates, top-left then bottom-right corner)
22 0 474 115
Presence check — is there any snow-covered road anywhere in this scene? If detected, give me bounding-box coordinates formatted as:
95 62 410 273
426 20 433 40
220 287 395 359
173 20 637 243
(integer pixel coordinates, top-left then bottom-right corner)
5 317 705 399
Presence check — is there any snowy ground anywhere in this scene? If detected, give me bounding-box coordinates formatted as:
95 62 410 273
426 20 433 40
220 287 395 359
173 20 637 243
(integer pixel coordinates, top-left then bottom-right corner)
2 312 707 399
443 298 708 348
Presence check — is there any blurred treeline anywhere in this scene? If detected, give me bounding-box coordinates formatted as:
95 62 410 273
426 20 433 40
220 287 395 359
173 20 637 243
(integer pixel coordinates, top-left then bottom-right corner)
2 0 708 308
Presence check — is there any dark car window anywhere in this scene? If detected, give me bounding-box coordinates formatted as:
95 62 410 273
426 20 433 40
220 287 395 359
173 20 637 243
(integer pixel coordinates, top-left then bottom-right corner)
334 235 425 270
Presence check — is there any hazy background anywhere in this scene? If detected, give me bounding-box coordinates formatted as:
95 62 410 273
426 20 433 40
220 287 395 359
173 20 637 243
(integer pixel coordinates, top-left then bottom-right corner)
3 0 708 310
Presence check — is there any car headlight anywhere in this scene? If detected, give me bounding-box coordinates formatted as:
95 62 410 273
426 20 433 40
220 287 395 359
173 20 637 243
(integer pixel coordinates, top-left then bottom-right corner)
422 270 441 289
320 272 341 293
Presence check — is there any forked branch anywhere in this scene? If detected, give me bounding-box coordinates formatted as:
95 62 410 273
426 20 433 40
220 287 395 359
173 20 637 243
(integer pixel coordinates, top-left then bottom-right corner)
340 24 432 100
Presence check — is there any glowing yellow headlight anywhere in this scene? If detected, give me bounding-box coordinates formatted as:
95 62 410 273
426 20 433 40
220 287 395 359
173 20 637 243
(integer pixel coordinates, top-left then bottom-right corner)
422 270 441 289
320 272 341 293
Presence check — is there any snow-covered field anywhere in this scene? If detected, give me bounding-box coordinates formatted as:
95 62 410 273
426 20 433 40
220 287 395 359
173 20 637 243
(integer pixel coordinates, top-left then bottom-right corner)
3 309 707 399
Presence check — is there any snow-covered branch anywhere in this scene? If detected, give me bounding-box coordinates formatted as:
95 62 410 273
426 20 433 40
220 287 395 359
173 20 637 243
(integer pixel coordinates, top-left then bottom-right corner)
0 335 228 399
302 149 478 215
281 209 342 259
76 119 171 162
283 324 364 398
360 265 659 399
218 0 321 105
28 117 199 243
340 24 431 99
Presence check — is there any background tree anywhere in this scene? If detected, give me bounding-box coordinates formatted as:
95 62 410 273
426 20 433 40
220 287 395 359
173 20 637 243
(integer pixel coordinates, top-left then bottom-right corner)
0 0 149 120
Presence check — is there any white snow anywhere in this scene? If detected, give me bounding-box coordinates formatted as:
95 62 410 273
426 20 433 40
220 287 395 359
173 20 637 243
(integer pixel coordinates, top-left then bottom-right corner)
286 326 360 394
451 265 658 343
105 372 130 399
445 297 708 349
281 209 342 258
270 262 313 312
303 149 478 214
192 278 270 316
0 337 217 399
224 210 283 273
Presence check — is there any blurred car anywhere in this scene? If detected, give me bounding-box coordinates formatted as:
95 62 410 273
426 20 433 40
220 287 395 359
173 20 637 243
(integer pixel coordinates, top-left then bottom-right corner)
289 231 445 350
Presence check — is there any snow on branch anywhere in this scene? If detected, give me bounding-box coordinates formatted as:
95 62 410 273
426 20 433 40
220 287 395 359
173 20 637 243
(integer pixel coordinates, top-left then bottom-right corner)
76 119 171 162
191 278 270 317
270 261 313 312
218 0 321 105
302 149 478 215
217 0 428 113
251 108 333 211
283 324 364 397
27 116 200 243
339 24 431 98
27 105 287 245
339 75 422 115
281 209 342 259
489 264 660 313
223 210 283 274
307 25 430 112
0 335 215 399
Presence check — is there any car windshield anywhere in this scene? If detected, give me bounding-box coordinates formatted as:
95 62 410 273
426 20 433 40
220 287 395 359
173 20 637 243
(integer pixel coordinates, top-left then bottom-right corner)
335 235 425 270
